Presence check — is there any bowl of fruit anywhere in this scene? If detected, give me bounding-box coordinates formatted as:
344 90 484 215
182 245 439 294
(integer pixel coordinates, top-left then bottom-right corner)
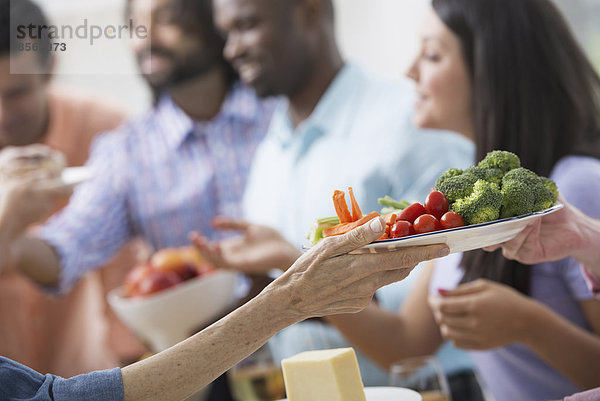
108 247 239 351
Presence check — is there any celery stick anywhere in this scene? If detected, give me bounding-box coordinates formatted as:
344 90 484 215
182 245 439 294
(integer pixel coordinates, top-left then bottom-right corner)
378 196 411 210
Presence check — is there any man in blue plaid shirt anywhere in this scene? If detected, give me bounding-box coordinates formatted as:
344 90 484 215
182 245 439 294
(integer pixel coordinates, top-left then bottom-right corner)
1 0 274 295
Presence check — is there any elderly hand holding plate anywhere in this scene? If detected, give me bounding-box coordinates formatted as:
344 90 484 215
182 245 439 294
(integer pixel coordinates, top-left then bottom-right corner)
264 217 450 317
121 218 450 400
0 179 451 400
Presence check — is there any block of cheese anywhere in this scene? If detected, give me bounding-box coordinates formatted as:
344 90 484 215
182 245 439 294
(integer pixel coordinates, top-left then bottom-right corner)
281 348 367 401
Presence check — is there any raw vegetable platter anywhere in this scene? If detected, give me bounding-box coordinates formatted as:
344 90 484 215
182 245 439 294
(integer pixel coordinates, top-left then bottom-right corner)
345 203 563 255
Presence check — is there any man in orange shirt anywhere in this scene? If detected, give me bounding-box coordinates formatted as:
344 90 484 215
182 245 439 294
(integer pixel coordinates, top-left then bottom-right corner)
0 0 147 377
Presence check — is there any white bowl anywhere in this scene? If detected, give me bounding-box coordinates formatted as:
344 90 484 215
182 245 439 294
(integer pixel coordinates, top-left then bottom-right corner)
108 271 239 352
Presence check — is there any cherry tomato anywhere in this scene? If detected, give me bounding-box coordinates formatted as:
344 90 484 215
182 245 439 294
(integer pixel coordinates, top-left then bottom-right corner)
390 220 415 238
424 191 449 220
413 214 442 234
440 211 465 229
397 202 427 223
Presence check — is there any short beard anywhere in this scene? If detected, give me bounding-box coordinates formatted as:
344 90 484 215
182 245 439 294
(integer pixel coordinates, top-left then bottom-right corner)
141 50 218 92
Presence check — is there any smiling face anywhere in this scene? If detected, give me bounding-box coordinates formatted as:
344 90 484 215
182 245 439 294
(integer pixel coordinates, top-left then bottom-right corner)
213 0 313 98
406 8 474 140
129 0 220 91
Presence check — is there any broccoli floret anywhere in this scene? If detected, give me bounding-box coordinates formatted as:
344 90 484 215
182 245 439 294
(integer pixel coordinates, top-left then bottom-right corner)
435 168 464 189
500 180 535 218
451 180 503 225
533 186 556 211
502 167 539 186
533 177 558 211
435 173 478 203
478 150 520 173
501 168 558 215
465 166 504 185
540 176 559 199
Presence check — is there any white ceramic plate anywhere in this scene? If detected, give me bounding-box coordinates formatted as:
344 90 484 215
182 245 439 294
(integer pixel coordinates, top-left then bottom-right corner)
60 166 93 186
278 387 422 401
344 204 563 255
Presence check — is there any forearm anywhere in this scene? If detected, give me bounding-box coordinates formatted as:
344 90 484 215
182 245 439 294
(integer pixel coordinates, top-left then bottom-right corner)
10 236 62 287
573 216 600 278
325 303 441 370
0 205 59 287
0 205 16 272
522 301 600 389
121 284 301 401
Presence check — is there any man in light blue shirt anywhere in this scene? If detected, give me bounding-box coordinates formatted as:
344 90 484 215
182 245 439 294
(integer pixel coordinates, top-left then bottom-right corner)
242 62 475 387
243 63 473 246
210 0 482 397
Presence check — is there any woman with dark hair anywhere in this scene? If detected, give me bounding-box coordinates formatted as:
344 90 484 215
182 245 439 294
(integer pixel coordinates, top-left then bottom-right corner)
325 0 600 400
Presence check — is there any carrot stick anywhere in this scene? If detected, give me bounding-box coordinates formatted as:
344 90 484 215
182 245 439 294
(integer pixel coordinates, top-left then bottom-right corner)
348 187 363 221
385 213 398 226
333 190 352 223
323 211 380 237
377 232 389 241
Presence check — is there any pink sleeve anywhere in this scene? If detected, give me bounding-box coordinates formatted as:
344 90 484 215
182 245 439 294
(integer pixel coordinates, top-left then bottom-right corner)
565 387 600 401
581 266 600 299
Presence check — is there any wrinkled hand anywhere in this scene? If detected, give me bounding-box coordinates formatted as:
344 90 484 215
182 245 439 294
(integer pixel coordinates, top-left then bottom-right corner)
189 217 302 274
428 279 537 350
483 197 590 265
267 217 450 319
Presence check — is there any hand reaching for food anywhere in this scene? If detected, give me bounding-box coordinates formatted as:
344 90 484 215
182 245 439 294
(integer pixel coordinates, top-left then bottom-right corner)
189 217 302 274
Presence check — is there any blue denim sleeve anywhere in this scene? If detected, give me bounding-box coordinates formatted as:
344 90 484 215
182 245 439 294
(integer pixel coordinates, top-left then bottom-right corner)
0 356 123 401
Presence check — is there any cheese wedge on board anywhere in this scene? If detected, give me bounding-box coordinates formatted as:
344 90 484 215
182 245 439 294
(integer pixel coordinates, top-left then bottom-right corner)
281 348 367 401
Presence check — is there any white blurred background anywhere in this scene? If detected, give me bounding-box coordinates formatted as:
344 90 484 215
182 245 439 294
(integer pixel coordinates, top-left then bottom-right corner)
35 0 600 116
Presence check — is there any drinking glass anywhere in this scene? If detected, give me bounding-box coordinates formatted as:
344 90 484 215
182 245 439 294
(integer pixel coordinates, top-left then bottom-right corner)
228 345 286 401
389 355 452 401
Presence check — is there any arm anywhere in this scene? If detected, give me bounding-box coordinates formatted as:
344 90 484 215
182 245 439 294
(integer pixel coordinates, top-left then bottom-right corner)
2 134 134 292
524 299 600 389
0 179 70 286
324 262 444 370
9 237 62 287
122 282 298 400
430 279 600 389
122 218 450 400
565 387 600 401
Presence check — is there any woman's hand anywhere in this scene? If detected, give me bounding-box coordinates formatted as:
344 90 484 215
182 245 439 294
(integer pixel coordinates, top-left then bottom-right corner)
189 217 302 274
268 216 450 320
483 197 600 273
428 279 538 350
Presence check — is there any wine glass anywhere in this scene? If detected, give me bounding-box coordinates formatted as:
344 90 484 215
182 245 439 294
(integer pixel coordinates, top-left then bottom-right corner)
228 345 286 401
389 355 452 401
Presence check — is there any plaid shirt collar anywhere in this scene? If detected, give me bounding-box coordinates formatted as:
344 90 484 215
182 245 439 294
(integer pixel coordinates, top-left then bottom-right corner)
155 81 264 150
